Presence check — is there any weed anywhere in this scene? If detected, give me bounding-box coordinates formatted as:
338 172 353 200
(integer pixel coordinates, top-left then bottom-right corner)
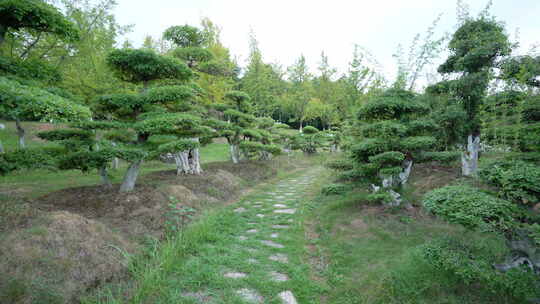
164 196 196 235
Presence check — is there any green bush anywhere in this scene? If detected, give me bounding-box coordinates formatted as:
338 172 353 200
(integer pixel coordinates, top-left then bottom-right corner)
479 160 540 205
325 159 354 171
419 237 539 301
423 185 519 233
321 183 349 196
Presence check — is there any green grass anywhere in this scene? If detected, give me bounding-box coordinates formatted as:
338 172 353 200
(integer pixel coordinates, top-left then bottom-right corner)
307 173 517 304
85 162 328 304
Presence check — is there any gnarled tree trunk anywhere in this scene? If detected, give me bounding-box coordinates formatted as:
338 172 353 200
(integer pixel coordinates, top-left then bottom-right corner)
174 138 203 175
461 134 480 177
374 160 414 207
119 160 142 192
15 119 26 149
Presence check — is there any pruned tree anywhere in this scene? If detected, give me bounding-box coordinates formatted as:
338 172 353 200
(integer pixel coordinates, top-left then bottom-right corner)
103 48 194 192
290 125 324 155
348 89 456 206
37 121 124 188
435 17 511 176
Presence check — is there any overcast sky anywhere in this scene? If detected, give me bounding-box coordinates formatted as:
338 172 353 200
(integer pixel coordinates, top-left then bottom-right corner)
113 0 540 82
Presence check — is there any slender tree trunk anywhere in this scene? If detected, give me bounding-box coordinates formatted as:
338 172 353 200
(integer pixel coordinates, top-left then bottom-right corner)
0 140 4 153
461 134 480 177
299 120 303 132
15 119 26 149
99 167 112 188
119 160 142 192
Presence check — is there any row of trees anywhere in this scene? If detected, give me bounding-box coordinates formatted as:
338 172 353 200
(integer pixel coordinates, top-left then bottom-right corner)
0 1 341 193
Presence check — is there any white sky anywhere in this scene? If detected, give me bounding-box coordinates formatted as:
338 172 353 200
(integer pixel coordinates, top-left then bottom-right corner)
113 0 540 82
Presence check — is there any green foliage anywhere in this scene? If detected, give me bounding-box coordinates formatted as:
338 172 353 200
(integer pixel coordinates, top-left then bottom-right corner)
0 76 91 122
155 139 199 155
142 85 194 104
325 159 354 171
0 56 61 83
366 192 394 204
302 125 318 134
37 129 92 142
417 151 461 163
163 25 206 48
420 237 539 301
501 55 540 88
0 146 63 174
106 49 193 84
0 0 79 42
57 149 114 172
423 185 519 233
479 160 540 205
437 17 511 136
321 183 349 196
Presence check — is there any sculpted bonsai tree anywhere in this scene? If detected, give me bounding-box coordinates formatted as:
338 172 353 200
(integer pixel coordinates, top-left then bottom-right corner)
435 17 511 176
290 126 324 154
37 121 124 188
210 91 280 163
349 88 450 205
103 48 195 192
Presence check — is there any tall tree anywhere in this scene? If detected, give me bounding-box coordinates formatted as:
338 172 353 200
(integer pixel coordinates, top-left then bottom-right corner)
287 54 312 131
436 17 511 176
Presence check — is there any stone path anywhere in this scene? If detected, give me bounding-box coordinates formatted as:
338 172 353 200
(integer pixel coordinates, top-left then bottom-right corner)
178 172 316 303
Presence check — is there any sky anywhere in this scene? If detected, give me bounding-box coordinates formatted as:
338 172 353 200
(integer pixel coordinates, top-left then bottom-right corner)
113 0 540 83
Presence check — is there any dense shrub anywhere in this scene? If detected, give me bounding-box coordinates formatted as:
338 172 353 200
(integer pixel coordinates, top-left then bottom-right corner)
479 160 540 205
321 183 349 196
423 185 519 233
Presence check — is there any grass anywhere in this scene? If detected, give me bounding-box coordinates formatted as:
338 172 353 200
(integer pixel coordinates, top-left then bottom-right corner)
306 167 519 304
0 121 232 198
84 157 329 304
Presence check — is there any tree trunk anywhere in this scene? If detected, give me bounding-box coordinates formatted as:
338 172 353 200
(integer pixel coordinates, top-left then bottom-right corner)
0 140 4 153
119 160 142 192
299 120 303 132
0 24 6 47
99 167 112 188
190 145 202 174
260 151 272 161
230 144 240 164
398 160 413 185
111 142 119 170
175 151 191 175
15 119 26 149
461 134 480 177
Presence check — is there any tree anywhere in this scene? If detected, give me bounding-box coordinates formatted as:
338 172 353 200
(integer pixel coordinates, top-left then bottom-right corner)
347 89 454 205
436 17 511 176
287 55 312 131
0 0 79 46
241 31 285 117
36 121 123 187
103 48 194 192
